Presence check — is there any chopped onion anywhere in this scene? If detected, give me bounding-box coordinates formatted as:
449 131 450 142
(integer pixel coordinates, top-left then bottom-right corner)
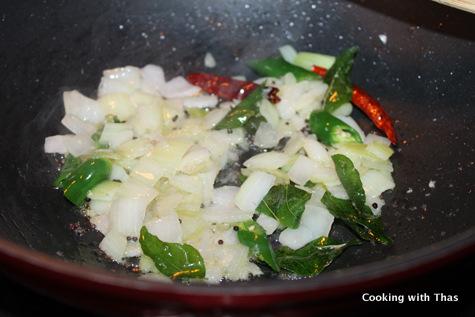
287 155 315 186
243 151 292 170
61 114 97 136
63 90 107 124
234 171 275 211
109 196 149 237
279 225 313 250
145 213 183 243
44 135 68 154
62 133 95 156
99 229 127 261
140 64 166 96
183 95 218 109
256 213 279 235
300 205 334 239
98 92 137 121
162 76 202 99
204 52 217 68
279 44 298 63
130 157 166 186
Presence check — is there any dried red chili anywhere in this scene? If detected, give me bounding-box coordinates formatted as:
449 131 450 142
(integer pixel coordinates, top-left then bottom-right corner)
186 72 280 103
311 66 397 145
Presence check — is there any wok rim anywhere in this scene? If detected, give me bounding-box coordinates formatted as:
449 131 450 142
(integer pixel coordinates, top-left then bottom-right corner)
1 226 474 309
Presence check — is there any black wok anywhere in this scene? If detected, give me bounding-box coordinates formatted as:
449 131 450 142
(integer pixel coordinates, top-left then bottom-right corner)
0 0 474 316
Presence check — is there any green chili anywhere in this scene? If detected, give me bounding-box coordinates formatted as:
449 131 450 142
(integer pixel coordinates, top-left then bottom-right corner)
53 154 82 188
61 158 112 206
309 110 362 146
247 57 321 82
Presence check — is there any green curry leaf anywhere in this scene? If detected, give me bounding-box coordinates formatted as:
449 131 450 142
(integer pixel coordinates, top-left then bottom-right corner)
275 236 361 277
256 183 312 229
236 220 280 271
139 226 206 279
323 46 358 113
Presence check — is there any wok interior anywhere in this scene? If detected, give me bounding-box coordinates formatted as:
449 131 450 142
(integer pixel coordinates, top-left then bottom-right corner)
0 0 474 295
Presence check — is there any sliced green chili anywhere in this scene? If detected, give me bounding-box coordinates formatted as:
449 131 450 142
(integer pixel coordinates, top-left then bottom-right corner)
247 57 321 82
309 110 362 146
61 158 112 206
54 154 82 188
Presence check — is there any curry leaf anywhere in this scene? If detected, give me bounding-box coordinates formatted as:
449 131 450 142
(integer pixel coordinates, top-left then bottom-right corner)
139 226 206 279
213 83 266 130
323 46 358 113
236 220 280 271
331 154 368 212
321 191 392 244
322 154 392 244
275 237 361 277
256 183 312 229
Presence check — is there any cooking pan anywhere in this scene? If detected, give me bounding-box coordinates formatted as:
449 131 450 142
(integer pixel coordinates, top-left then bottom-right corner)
0 0 474 316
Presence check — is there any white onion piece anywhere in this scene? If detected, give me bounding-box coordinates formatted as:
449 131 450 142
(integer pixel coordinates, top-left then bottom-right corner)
98 122 131 145
99 66 141 97
98 92 137 121
89 199 112 215
202 204 254 223
179 145 211 175
108 129 134 150
211 186 239 205
153 194 183 219
364 133 391 147
283 133 305 155
114 177 159 204
303 135 329 162
162 76 201 99
243 151 292 170
331 102 353 116
132 103 163 136
116 137 153 159
253 122 282 149
61 114 97 136
169 174 203 194
109 164 129 183
198 162 219 206
256 214 279 235
204 52 217 68
130 157 166 186
203 186 253 223
63 90 107 124
124 241 142 257
287 155 315 186
90 214 109 235
183 95 218 109
44 135 68 154
279 225 313 250
279 44 298 63
99 229 127 261
300 205 334 239
361 169 395 198
234 171 275 212
62 133 95 157
140 64 166 96
87 180 121 201
109 196 148 237
259 99 280 127
145 213 183 243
